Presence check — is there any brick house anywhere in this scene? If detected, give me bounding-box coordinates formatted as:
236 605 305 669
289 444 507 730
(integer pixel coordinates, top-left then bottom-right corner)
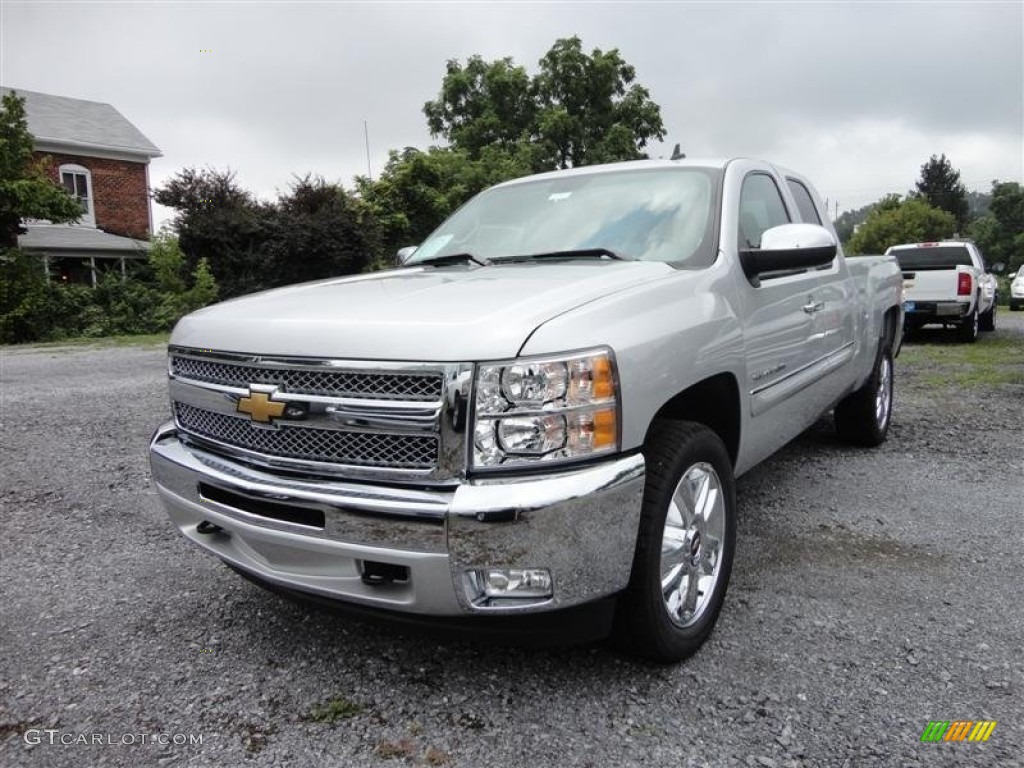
2 87 162 285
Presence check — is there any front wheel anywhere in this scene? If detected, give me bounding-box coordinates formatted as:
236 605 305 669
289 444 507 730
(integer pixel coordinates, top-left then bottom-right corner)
615 421 736 663
835 344 894 447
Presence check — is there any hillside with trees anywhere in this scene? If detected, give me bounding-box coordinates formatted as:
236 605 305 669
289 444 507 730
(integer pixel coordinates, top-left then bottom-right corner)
842 155 1020 275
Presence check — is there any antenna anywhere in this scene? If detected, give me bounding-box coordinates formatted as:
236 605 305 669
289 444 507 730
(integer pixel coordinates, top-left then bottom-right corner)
364 120 372 180
670 143 686 161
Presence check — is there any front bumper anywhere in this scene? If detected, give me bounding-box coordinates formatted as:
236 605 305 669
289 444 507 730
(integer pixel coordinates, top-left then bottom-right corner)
149 422 645 616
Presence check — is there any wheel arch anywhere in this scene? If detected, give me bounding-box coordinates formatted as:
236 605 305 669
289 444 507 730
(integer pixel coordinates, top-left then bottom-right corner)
647 373 741 468
882 304 900 354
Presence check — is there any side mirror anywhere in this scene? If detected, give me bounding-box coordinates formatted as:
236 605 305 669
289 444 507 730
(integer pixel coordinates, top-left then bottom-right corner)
740 223 837 282
1009 271 1018 280
395 245 417 266
992 262 1005 275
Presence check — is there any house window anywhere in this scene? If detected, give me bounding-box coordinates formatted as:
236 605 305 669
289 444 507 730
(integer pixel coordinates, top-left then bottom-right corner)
59 164 95 226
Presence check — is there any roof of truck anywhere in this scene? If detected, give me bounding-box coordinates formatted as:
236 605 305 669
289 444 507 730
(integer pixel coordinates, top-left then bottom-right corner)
887 241 974 250
492 157 811 189
494 157 731 185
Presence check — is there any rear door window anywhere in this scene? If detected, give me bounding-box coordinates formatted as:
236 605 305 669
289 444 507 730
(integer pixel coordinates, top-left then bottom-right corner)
892 246 972 270
786 179 822 225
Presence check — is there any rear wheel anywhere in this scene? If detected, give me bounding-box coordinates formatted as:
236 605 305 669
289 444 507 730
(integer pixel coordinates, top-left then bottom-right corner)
615 421 736 663
979 303 996 332
835 344 893 447
958 306 979 342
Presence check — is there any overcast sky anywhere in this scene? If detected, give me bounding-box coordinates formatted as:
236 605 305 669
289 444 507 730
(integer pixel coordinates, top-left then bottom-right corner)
3 0 1022 231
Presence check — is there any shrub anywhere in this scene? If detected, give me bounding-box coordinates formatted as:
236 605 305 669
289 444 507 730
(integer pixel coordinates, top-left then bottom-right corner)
0 233 220 344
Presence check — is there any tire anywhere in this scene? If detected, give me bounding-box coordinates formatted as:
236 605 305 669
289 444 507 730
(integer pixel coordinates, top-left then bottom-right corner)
1010 301 1021 312
957 306 979 343
979 304 996 332
614 421 736 663
835 343 894 447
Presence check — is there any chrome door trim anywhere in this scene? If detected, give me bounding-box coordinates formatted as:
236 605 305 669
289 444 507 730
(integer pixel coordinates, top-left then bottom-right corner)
749 341 855 417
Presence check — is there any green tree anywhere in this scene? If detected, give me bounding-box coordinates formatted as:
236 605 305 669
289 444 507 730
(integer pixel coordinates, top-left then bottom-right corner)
423 37 665 172
847 196 956 255
532 36 665 169
149 228 187 294
0 249 50 342
915 154 969 232
356 145 532 258
143 230 220 328
423 56 536 159
968 181 1024 273
189 257 219 309
0 90 83 249
154 167 273 298
263 175 374 286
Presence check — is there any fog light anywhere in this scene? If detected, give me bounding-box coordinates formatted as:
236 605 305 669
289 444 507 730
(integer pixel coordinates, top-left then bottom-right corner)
479 568 553 599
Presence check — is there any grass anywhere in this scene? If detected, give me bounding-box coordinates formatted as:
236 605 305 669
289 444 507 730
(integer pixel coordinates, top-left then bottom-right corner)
900 332 1024 389
3 332 169 351
307 696 365 723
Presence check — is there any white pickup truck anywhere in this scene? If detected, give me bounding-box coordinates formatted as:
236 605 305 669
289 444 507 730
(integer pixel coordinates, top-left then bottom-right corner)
150 158 904 662
887 240 998 340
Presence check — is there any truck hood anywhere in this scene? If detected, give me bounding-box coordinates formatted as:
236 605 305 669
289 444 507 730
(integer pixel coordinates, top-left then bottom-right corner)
171 261 673 361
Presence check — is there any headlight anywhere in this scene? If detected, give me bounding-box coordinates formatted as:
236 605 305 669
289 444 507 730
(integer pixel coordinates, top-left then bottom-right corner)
472 349 619 469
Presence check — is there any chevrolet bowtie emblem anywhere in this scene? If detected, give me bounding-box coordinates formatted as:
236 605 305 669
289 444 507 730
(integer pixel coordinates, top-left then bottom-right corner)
237 389 286 423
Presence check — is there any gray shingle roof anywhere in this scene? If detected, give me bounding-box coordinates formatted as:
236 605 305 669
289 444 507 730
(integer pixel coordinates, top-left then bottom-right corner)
1 87 162 158
19 225 151 255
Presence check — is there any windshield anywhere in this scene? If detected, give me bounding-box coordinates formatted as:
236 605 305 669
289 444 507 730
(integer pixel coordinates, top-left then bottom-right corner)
408 167 721 267
892 245 972 271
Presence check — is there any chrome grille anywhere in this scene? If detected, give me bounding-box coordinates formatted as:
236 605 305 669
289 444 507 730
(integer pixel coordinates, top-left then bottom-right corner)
175 403 438 469
171 356 442 401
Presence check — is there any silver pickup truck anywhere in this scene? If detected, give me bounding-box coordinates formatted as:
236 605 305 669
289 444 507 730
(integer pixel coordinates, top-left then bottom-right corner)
149 158 903 662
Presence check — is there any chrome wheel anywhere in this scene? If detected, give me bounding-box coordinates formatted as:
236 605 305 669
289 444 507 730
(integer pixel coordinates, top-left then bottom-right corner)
875 354 892 430
660 462 726 628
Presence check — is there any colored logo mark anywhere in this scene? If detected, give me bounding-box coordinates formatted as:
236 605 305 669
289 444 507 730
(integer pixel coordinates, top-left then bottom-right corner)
237 389 286 423
920 720 997 742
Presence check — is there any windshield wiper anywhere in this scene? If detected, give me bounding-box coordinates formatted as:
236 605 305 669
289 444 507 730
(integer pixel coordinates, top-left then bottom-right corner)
414 252 489 267
493 248 634 263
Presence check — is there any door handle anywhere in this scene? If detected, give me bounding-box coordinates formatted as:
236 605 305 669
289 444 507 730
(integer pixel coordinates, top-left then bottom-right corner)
802 301 824 314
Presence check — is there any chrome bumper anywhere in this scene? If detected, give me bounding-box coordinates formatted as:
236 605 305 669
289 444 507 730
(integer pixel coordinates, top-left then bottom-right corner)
149 422 645 616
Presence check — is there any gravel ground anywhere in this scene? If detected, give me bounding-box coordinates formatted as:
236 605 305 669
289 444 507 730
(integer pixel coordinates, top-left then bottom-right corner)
2 314 1022 768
